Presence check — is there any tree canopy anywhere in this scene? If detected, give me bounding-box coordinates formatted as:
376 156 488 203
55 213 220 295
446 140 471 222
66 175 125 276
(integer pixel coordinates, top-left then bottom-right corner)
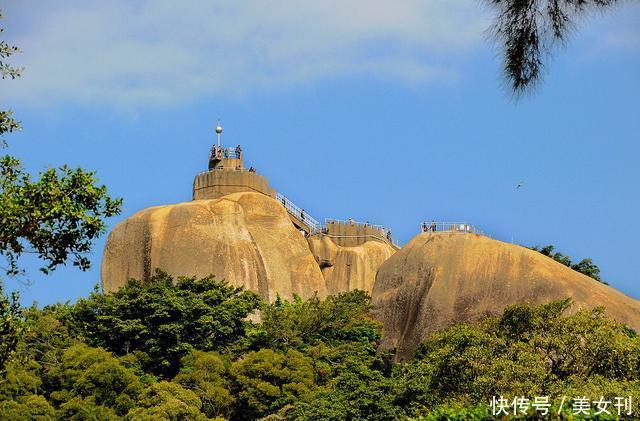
69 270 262 378
1 273 638 419
530 244 605 283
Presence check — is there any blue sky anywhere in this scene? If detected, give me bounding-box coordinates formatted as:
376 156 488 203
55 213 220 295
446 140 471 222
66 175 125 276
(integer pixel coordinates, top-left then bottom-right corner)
2 1 639 305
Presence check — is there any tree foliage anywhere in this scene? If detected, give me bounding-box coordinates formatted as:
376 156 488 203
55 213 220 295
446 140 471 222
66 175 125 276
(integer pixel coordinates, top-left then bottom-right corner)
0 9 122 379
127 381 207 421
400 299 640 417
485 0 622 95
69 270 262 377
256 290 381 352
0 9 122 282
0 10 21 81
0 10 21 147
0 156 122 277
0 275 639 419
531 244 604 283
0 286 21 374
173 351 233 418
230 348 315 419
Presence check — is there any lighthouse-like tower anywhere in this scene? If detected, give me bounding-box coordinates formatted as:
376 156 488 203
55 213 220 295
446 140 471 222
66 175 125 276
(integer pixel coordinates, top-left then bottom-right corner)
193 121 275 200
207 121 244 171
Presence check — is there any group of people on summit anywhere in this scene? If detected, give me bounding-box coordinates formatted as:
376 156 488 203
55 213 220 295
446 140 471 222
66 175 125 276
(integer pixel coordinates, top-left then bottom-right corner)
210 144 243 160
422 221 438 233
209 144 259 173
422 221 473 233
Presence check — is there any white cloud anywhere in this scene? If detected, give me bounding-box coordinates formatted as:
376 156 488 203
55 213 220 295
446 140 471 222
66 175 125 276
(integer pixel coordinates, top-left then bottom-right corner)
2 1 489 108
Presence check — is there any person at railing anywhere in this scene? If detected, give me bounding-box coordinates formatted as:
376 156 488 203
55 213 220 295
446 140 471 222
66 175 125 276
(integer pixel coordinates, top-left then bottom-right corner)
248 166 256 173
430 220 437 232
281 197 286 207
300 209 305 221
235 145 242 159
421 221 428 232
386 229 393 243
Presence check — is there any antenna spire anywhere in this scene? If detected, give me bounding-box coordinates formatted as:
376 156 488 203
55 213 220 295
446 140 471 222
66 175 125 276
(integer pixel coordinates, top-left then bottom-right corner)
215 120 223 148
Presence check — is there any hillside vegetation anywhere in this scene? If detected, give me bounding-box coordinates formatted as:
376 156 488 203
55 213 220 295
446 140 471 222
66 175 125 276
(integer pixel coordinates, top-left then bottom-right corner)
530 245 605 284
1 271 639 420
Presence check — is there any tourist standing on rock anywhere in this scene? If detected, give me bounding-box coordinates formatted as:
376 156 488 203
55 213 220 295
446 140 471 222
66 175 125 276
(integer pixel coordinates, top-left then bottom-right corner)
422 222 428 232
431 220 437 232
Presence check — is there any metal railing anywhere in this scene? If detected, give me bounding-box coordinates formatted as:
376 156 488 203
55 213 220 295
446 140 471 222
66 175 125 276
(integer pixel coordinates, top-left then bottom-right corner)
210 146 242 160
196 167 250 177
275 192 321 232
419 221 485 236
321 233 400 249
324 218 398 247
324 218 386 232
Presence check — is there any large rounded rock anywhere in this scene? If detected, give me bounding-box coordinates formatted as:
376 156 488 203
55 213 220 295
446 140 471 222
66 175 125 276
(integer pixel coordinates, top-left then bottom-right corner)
101 192 326 301
307 235 395 294
372 232 640 359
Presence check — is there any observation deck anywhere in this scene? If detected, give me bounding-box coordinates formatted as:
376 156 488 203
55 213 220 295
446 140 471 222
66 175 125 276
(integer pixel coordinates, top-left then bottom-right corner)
419 221 487 236
192 122 396 245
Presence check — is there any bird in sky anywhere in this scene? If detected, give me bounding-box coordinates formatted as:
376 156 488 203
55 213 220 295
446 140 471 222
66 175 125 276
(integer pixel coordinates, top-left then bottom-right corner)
516 181 524 189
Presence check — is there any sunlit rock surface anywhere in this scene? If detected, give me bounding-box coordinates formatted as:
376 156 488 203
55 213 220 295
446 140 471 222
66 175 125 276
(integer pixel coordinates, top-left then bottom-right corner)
308 235 395 294
101 192 326 301
372 232 640 359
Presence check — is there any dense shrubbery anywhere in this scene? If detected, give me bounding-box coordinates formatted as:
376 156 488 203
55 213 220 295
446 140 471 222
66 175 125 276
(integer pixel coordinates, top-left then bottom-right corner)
1 273 638 420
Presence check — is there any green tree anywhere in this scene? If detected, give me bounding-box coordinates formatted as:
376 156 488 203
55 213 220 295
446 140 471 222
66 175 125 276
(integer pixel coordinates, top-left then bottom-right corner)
0 394 56 421
484 0 623 94
401 299 640 417
1 10 121 279
0 9 21 147
0 156 122 277
530 244 606 283
0 286 21 374
46 343 143 416
282 357 403 420
0 358 42 402
257 290 382 352
230 348 315 420
571 257 602 282
70 270 262 377
56 396 119 421
17 304 76 371
254 291 400 419
173 350 233 418
127 381 207 421
0 9 120 374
